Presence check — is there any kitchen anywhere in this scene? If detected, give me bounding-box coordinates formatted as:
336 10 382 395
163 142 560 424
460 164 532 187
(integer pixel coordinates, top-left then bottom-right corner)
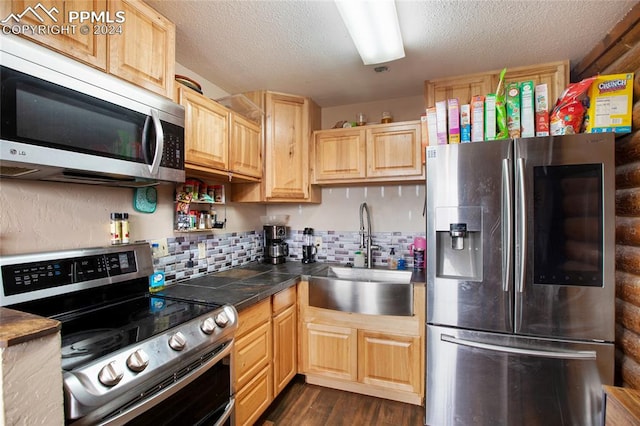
1 0 640 425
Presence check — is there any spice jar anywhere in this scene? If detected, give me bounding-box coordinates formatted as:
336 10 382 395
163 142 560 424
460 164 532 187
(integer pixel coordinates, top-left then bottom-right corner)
121 213 130 244
110 213 122 245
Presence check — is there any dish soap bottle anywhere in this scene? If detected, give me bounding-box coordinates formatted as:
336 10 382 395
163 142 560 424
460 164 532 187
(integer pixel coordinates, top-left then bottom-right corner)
388 248 398 270
149 243 165 293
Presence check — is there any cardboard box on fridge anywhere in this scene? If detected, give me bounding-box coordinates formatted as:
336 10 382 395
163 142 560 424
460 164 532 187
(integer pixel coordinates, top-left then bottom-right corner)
535 83 550 137
584 73 634 133
471 96 484 142
435 101 448 144
485 94 497 141
460 104 471 142
426 107 438 146
506 82 521 138
447 98 461 144
520 81 535 138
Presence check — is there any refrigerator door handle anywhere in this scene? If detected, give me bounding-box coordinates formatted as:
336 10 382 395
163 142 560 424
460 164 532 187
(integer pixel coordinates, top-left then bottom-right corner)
502 158 512 293
441 334 597 360
516 157 527 294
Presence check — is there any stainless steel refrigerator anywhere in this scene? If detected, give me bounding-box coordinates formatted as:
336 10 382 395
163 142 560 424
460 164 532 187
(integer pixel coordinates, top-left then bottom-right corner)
425 133 615 426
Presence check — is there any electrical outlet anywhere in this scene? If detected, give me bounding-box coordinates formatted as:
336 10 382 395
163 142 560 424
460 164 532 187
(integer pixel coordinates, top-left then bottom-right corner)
314 236 323 250
198 242 206 259
151 238 169 258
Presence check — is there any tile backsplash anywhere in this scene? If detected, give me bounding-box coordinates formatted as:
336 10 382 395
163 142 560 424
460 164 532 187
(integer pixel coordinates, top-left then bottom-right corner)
154 229 426 284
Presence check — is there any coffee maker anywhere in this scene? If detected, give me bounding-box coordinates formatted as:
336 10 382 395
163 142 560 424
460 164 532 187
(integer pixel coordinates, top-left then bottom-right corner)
263 225 289 264
302 227 317 263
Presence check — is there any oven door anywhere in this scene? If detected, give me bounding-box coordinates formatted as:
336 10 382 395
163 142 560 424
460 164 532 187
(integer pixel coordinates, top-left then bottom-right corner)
89 340 234 426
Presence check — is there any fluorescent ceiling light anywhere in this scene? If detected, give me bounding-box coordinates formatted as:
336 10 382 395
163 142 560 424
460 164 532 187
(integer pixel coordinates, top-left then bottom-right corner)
335 0 405 65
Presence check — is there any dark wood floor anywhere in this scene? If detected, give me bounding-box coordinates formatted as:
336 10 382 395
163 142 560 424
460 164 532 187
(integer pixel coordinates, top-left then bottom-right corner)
256 375 425 426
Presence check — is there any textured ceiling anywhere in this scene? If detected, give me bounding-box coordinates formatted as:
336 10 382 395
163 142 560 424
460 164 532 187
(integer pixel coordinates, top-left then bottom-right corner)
147 0 639 107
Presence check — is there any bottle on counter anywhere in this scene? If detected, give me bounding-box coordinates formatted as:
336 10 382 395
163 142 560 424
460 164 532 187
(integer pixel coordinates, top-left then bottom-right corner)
388 247 398 269
121 213 130 244
110 212 122 245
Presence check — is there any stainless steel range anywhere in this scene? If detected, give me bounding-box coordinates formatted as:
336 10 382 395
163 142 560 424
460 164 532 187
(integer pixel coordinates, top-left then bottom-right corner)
0 243 237 425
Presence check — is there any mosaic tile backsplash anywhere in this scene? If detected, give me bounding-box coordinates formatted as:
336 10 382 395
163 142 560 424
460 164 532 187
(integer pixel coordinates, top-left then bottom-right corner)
154 229 426 285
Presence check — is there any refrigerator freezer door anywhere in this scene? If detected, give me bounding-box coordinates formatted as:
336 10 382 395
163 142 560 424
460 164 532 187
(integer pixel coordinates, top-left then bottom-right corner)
426 324 614 426
514 134 615 342
427 140 513 333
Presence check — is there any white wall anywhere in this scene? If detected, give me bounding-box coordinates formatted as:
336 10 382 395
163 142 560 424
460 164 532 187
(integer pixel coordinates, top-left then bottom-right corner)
267 184 425 233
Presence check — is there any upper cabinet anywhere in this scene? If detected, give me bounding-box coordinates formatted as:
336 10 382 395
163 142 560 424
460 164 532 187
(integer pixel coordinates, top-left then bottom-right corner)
313 121 424 185
1 0 175 98
176 85 262 182
424 60 569 108
231 90 321 203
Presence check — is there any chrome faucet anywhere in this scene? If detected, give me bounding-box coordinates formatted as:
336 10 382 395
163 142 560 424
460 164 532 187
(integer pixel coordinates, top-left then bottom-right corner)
359 202 379 268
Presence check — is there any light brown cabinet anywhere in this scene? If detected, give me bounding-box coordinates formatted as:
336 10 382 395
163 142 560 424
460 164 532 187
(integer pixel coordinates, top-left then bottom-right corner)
234 286 298 426
176 85 262 182
424 60 569 109
272 286 297 396
231 91 321 203
1 0 176 98
298 280 425 405
313 121 423 184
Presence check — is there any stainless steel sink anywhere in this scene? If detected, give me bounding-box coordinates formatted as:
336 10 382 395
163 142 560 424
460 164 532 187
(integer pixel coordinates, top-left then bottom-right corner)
309 266 413 316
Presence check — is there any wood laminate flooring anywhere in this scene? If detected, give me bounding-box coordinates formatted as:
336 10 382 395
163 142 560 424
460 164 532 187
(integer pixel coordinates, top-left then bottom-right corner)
256 375 425 426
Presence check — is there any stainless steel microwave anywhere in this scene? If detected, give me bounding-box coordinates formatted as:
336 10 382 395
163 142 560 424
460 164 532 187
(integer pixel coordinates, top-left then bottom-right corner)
0 35 185 187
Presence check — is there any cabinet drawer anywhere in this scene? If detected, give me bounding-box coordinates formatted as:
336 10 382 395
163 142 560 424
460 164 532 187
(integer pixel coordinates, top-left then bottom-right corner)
235 364 272 426
234 320 271 389
272 286 296 315
237 298 271 337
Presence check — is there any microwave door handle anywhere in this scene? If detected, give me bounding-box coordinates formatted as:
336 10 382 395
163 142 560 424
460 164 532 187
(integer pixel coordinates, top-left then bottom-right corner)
149 109 164 175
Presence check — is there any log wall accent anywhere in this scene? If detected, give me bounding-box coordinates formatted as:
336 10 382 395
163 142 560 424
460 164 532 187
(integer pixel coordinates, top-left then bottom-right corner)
574 2 640 388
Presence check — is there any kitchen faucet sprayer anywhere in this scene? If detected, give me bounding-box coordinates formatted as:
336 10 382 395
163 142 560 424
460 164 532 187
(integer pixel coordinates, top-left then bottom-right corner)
359 202 379 268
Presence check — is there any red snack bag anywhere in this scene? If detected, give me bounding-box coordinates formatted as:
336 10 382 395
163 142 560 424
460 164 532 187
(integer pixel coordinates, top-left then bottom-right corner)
549 77 596 135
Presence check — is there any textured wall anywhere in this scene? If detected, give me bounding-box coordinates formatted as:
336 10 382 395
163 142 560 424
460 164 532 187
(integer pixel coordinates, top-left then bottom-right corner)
573 4 640 388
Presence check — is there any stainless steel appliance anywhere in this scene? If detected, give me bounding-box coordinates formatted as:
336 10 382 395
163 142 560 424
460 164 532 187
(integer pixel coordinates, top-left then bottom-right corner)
0 243 236 425
0 35 185 187
302 227 317 263
425 133 615 425
264 225 289 264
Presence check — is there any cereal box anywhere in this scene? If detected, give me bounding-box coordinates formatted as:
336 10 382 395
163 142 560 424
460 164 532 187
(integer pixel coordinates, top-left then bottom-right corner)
460 104 471 142
520 81 535 138
485 94 497 141
506 82 521 138
584 73 634 133
426 107 438 146
471 96 484 142
448 98 461 144
435 100 448 144
535 84 550 137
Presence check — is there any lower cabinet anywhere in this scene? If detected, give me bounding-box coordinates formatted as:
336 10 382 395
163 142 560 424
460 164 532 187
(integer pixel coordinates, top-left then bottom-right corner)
234 285 297 425
299 280 425 406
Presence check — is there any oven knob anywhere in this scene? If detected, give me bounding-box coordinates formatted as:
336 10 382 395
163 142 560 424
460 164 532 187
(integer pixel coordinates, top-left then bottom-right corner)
168 331 187 351
98 361 124 387
214 312 230 328
126 349 149 372
201 317 216 335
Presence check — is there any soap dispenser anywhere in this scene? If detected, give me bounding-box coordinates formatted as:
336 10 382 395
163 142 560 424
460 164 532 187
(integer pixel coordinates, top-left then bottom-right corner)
388 248 398 270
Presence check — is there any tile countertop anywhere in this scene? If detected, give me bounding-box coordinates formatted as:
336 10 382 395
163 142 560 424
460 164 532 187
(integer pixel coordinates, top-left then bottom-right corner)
159 261 426 312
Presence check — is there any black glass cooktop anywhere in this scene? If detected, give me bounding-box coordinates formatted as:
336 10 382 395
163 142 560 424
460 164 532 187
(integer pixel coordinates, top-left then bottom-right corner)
58 295 216 371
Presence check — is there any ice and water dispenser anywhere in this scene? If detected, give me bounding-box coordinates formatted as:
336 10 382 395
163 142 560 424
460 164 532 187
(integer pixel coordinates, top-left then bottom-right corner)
435 206 483 281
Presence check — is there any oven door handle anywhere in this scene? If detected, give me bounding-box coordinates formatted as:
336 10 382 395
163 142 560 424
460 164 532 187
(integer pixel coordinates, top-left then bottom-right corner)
99 339 234 426
211 397 235 426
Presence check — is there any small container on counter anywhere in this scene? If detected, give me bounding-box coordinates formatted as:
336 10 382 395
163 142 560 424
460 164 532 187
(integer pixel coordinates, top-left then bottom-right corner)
121 213 130 244
110 212 122 245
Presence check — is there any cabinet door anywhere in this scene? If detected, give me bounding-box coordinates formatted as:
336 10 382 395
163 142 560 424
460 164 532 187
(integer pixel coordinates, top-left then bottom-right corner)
235 320 272 390
235 364 272 426
230 113 262 179
425 72 494 107
366 123 422 178
313 128 366 182
179 87 229 171
107 0 175 97
1 0 107 70
303 322 357 381
264 92 309 199
273 303 297 396
358 330 421 394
